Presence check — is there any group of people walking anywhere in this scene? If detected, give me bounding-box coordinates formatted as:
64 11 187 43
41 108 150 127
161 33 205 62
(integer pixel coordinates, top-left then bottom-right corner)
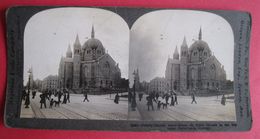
145 91 179 111
39 89 71 109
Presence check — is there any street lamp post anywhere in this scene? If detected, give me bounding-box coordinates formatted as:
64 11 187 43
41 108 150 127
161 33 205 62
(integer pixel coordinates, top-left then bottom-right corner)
25 69 32 108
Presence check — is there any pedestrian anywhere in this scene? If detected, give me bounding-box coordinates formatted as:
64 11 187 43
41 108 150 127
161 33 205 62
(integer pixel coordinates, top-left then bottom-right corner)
40 93 46 108
221 94 226 105
67 89 70 103
155 92 159 101
138 92 143 101
131 92 137 111
146 95 154 111
32 90 36 99
157 100 161 110
62 90 67 104
191 92 197 104
165 93 169 105
170 95 175 106
24 92 30 108
58 90 62 103
174 93 178 105
83 89 89 102
114 93 120 104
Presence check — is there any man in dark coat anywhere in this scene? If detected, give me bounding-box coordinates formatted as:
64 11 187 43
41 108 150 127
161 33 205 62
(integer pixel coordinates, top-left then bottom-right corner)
114 93 120 104
62 89 67 104
138 92 143 101
83 89 89 102
67 89 70 103
40 93 46 108
174 93 178 105
32 90 36 99
147 95 154 111
191 93 197 104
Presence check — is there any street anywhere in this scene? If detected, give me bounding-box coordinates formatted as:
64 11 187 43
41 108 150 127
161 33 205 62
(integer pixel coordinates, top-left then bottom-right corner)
20 92 128 120
131 94 236 121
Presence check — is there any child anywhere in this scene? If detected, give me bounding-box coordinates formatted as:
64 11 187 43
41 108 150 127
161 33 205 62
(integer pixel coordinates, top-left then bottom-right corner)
49 98 54 108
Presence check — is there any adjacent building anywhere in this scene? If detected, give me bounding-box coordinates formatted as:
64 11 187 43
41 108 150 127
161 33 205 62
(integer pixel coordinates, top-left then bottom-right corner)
42 75 58 90
148 77 167 96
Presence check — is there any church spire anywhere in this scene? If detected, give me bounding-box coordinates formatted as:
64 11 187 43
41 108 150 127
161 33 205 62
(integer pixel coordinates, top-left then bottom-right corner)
181 36 188 47
91 25 95 38
74 34 81 46
173 45 179 60
66 44 72 58
199 27 202 40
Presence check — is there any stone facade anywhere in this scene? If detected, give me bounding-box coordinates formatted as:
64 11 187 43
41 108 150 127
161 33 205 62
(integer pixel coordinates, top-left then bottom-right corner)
148 77 167 95
165 28 227 95
42 75 58 90
58 26 125 94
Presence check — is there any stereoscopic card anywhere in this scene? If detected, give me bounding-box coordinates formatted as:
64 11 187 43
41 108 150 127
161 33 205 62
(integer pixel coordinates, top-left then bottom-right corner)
4 6 252 131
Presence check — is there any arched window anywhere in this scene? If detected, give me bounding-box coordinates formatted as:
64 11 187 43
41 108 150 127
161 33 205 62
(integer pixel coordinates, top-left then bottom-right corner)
204 52 207 56
97 50 101 54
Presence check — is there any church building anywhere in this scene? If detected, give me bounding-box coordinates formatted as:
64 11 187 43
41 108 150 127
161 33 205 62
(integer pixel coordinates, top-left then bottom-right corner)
165 28 227 95
58 26 125 94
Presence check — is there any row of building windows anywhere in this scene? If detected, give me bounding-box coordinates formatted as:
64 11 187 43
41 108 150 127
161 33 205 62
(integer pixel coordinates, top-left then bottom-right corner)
86 49 102 54
192 51 208 57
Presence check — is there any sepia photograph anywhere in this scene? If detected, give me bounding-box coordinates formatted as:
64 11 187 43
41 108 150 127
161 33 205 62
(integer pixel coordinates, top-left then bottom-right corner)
128 10 236 121
21 8 129 120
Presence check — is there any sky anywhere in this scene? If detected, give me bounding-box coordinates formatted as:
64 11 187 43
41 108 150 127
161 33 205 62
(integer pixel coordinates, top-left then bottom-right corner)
129 10 234 86
24 8 129 85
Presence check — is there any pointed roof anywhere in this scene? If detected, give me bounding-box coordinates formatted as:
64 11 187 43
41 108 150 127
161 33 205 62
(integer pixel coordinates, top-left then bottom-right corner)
173 45 179 60
74 34 81 47
91 25 95 38
66 44 72 57
199 27 202 40
181 36 188 48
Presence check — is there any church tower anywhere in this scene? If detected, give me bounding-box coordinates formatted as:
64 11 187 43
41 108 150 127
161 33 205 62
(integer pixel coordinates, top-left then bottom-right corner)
180 37 189 92
73 34 81 89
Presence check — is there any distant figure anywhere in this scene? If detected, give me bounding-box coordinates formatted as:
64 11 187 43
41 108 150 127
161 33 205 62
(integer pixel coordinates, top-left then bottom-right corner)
32 90 36 99
165 93 169 105
114 93 120 104
221 94 226 105
58 90 62 103
54 96 60 107
146 95 154 111
40 93 46 108
170 95 175 106
131 92 137 111
49 98 54 108
174 93 178 105
157 101 161 110
83 89 89 102
62 90 67 104
67 90 70 103
155 92 159 101
191 93 197 104
138 93 143 101
24 92 30 108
